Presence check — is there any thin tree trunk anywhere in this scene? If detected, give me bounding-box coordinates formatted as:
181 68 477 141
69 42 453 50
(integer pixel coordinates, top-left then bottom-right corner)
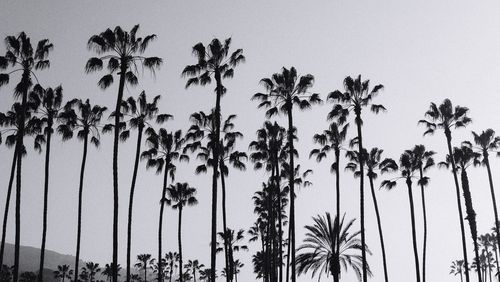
144 263 147 282
418 167 428 282
158 164 169 282
220 162 230 282
0 150 17 268
368 176 389 282
127 125 144 282
276 162 283 282
286 224 291 282
333 149 340 282
406 178 421 282
494 247 499 282
74 133 89 282
354 110 367 282
286 108 296 282
445 132 470 282
178 207 183 282
483 155 500 258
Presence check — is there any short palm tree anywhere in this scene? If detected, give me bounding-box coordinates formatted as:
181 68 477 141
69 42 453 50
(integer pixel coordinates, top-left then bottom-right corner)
0 32 53 282
142 129 188 282
83 262 101 282
328 75 385 282
85 25 162 282
165 252 180 282
419 99 472 282
135 254 155 282
53 265 72 282
166 183 198 282
182 38 244 281
216 228 248 282
450 260 466 282
296 212 371 281
58 99 107 282
253 66 321 282
185 260 204 282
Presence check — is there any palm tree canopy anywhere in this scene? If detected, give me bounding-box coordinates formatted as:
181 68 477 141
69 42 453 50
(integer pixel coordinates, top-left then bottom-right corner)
345 148 397 180
166 182 198 209
310 122 349 171
419 98 472 136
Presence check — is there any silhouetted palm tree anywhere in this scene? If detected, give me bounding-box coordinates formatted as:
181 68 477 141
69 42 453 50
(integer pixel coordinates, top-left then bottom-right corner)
185 260 204 282
419 99 472 282
121 91 170 281
58 99 107 282
142 129 188 282
29 84 64 281
346 148 397 282
135 254 155 282
253 66 321 282
83 262 101 282
296 213 371 281
165 252 180 282
182 38 244 282
328 75 385 282
217 228 248 282
450 260 466 282
85 25 162 282
53 265 72 282
166 183 198 282
0 32 53 282
19 271 36 282
310 121 348 282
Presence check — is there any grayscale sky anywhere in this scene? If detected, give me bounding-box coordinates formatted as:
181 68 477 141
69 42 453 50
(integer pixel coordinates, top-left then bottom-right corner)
1 1 500 281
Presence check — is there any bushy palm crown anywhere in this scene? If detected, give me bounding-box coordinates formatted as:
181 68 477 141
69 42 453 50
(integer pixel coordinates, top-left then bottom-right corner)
135 254 154 271
296 213 371 281
0 102 38 150
419 98 472 137
85 25 162 89
450 260 466 276
216 229 248 254
310 122 348 170
185 260 204 278
249 121 288 172
471 129 500 159
439 144 481 171
411 144 435 186
381 149 420 190
166 182 198 209
345 148 397 179
53 264 73 281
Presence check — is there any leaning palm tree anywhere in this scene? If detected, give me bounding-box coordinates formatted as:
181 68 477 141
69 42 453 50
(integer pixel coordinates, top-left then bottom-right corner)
53 265 72 282
29 84 64 281
310 121 348 282
182 38 244 281
296 212 372 281
419 99 472 282
58 99 107 282
450 260 466 282
135 254 155 282
328 75 385 282
0 32 53 282
471 129 500 254
253 66 321 282
381 149 422 282
121 91 170 281
142 128 188 282
185 260 204 282
166 183 198 282
346 148 397 282
85 25 162 282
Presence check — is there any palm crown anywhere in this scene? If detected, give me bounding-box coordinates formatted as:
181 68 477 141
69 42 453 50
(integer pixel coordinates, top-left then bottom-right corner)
346 148 397 180
29 84 63 151
166 182 198 209
419 99 472 137
471 129 500 159
310 122 349 166
0 102 38 150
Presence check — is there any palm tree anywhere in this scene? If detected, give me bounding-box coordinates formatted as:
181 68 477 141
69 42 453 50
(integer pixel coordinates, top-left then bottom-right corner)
19 271 36 282
185 260 204 282
328 75 385 281
83 262 101 282
471 129 500 255
121 91 170 281
29 84 64 281
0 32 53 282
451 260 466 282
217 228 248 282
166 183 198 282
85 25 162 282
419 99 472 282
253 66 321 282
412 144 435 282
53 265 72 282
142 129 188 282
58 99 107 282
165 252 180 282
135 254 155 282
310 121 348 282
182 38 245 281
440 144 483 282
381 149 422 282
296 212 372 281
346 148 397 282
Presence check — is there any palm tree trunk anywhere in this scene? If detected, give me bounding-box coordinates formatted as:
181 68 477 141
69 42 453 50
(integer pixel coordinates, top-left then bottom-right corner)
0 150 17 268
494 246 499 282
333 149 340 282
406 178 421 282
286 225 291 282
220 162 231 282
38 118 53 282
418 167 428 282
158 164 169 282
445 132 470 282
368 176 389 282
178 207 183 282
74 133 89 282
276 162 283 282
483 155 500 257
127 125 144 282
286 107 296 282
354 110 367 282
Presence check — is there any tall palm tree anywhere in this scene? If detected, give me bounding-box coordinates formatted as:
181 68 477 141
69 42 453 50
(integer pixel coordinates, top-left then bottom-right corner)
440 144 483 282
328 75 385 281
419 99 472 282
185 260 204 282
142 129 188 282
85 25 162 282
29 84 64 282
381 149 422 282
296 212 372 281
182 38 244 281
58 99 107 282
471 129 500 255
135 254 155 282
411 144 435 282
166 183 198 282
121 91 170 281
253 66 321 282
346 148 397 282
0 32 53 282
53 265 72 282
450 260 466 282
310 121 348 282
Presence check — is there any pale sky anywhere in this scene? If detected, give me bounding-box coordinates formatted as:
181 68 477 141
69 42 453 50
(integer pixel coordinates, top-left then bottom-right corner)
1 1 500 281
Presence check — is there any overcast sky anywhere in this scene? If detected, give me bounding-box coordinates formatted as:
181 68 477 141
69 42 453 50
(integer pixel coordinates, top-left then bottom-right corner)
1 0 500 281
